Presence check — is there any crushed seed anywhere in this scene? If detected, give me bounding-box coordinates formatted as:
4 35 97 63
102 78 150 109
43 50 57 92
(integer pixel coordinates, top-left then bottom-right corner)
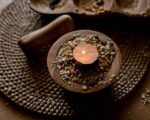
140 88 150 106
84 0 105 14
82 85 87 90
56 33 115 89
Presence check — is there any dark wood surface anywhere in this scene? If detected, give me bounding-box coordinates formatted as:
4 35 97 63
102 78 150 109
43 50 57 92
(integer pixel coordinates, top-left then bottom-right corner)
0 1 150 120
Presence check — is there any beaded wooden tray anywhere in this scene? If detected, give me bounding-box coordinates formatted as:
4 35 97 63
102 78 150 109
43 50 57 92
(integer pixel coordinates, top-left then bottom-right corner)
0 0 150 118
30 0 150 17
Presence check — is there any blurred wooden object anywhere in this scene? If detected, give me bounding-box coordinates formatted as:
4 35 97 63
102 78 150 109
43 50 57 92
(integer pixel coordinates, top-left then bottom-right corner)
19 14 74 53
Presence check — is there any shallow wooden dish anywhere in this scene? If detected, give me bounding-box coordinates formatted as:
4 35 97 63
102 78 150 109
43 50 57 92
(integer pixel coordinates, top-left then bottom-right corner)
47 30 121 93
30 0 150 16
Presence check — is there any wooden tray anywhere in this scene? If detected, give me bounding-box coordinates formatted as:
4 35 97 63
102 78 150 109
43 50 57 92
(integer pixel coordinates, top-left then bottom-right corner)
30 0 150 17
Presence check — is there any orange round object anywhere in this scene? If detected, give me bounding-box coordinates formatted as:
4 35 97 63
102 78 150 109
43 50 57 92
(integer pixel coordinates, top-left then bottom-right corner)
73 43 99 64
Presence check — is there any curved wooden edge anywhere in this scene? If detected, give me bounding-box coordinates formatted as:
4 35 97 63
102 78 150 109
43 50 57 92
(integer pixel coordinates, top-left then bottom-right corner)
47 30 121 93
30 0 149 16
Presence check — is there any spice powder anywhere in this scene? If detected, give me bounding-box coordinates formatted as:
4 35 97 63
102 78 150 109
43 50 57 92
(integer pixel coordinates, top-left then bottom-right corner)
55 33 115 89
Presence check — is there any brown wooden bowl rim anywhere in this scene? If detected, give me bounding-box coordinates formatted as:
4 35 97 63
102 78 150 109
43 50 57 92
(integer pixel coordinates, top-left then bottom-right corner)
47 30 121 93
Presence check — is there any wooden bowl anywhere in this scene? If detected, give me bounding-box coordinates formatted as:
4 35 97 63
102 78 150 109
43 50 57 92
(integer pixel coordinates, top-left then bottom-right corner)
47 30 121 93
30 0 149 16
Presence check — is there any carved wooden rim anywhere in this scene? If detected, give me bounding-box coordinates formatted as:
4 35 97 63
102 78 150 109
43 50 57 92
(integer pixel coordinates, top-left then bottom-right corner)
47 30 121 93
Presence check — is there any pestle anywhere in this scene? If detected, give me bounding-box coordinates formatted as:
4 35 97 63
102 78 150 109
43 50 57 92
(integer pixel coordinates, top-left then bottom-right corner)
19 15 74 54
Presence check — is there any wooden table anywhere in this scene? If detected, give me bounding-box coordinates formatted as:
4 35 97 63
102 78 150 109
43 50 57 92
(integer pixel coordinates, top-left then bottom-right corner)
0 0 150 120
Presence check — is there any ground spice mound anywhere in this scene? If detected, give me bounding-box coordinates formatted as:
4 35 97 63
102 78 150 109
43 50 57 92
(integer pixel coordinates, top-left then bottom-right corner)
55 33 115 87
84 0 105 13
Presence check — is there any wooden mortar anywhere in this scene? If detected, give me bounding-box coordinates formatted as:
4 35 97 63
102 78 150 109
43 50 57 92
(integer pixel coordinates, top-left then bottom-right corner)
47 30 121 93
